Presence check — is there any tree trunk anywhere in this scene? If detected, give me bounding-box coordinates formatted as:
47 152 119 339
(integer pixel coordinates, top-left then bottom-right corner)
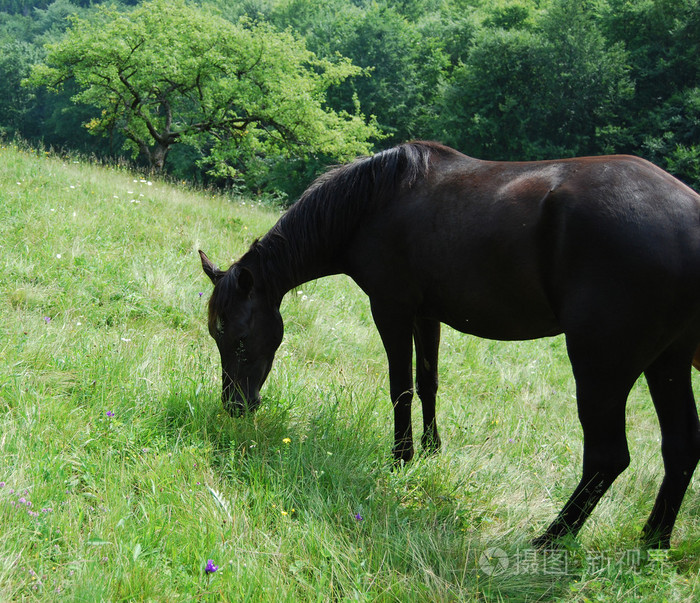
149 142 169 171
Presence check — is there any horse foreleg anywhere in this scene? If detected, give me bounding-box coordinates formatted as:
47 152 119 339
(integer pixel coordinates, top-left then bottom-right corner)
414 317 441 454
643 345 700 548
372 301 416 464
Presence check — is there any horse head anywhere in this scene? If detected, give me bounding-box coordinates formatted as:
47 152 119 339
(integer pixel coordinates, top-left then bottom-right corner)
199 250 283 415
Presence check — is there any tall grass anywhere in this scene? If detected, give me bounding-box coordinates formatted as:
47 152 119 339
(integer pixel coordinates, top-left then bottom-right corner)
0 142 698 601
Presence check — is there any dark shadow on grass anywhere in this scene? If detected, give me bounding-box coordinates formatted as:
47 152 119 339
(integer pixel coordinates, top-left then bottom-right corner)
158 371 700 599
158 386 587 599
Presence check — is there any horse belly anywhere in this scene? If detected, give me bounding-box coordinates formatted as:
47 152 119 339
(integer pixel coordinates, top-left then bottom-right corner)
351 197 562 340
410 213 561 339
422 279 561 341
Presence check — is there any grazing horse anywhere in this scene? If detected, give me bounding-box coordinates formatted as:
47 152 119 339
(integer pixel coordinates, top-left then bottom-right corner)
200 141 700 548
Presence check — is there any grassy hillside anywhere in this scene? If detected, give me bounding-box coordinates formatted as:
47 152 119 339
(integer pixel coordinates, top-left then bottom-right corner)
0 142 698 601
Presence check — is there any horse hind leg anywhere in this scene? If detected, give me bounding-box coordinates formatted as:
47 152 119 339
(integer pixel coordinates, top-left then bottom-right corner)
534 383 634 547
534 339 639 547
642 344 700 548
414 317 441 454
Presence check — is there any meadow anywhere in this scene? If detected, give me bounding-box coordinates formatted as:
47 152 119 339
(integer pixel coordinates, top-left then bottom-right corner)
0 141 698 601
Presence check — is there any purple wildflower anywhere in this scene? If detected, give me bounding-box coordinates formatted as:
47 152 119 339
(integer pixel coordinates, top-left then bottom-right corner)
0 482 5 488
106 411 115 417
205 559 219 574
354 513 363 521
43 316 51 324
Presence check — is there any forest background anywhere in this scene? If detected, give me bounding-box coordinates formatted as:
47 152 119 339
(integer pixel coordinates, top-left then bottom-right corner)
1 0 699 201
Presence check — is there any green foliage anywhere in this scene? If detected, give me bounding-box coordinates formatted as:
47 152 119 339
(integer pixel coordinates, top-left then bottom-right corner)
0 40 43 137
263 0 450 144
437 0 633 159
27 0 379 189
599 0 700 184
0 0 110 153
3 0 700 192
0 0 52 13
641 87 700 184
330 2 448 143
480 0 540 30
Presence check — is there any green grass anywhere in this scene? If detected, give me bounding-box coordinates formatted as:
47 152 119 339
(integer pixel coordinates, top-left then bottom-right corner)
0 141 698 601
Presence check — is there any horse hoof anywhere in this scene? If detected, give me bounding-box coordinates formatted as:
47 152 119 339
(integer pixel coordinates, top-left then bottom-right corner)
642 531 671 550
531 533 572 551
392 448 414 468
421 436 442 456
531 534 553 550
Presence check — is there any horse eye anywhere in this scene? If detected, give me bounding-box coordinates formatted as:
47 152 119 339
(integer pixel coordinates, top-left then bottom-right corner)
215 317 225 336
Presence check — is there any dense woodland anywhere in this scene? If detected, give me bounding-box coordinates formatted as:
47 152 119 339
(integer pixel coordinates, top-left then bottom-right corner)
1 0 699 198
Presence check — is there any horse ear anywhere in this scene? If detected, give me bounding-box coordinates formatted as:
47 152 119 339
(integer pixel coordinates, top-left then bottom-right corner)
237 266 254 296
199 250 224 285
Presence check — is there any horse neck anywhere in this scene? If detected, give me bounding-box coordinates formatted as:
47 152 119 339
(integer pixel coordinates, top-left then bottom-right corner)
249 208 350 304
246 142 438 300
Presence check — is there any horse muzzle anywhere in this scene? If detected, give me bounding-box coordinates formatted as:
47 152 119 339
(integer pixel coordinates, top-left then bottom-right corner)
222 381 261 416
223 395 262 416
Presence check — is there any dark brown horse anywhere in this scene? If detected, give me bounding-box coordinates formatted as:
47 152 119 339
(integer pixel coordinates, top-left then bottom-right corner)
200 141 700 548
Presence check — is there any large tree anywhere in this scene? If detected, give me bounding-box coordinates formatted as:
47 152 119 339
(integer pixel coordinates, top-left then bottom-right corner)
27 0 379 180
262 0 452 145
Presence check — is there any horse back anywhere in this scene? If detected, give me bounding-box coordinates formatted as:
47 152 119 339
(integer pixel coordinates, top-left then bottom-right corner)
343 153 700 342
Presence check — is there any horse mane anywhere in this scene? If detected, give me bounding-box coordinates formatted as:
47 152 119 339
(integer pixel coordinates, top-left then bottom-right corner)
280 140 454 239
240 141 456 290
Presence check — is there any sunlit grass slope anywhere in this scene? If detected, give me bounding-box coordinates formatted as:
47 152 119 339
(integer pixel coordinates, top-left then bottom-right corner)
0 142 698 601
